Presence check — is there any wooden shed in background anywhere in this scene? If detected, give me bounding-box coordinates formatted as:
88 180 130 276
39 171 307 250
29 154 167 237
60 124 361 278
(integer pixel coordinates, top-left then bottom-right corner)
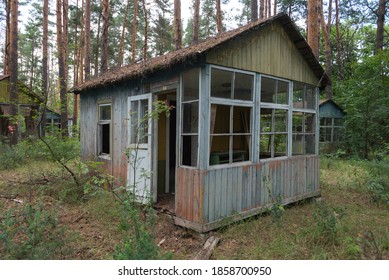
75 13 330 232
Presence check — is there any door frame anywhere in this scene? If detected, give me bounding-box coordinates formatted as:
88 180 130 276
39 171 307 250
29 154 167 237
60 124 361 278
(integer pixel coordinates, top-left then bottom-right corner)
165 94 177 193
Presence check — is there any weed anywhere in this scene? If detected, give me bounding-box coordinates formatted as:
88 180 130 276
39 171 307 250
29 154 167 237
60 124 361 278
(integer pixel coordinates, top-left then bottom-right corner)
0 203 70 259
312 202 345 245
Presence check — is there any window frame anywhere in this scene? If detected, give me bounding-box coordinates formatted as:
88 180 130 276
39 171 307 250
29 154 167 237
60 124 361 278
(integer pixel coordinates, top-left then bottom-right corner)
97 102 112 159
320 117 344 143
208 65 255 167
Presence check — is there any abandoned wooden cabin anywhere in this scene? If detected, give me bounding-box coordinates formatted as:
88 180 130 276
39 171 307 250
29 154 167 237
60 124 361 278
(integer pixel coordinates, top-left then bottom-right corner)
319 99 345 153
75 13 330 232
0 75 70 140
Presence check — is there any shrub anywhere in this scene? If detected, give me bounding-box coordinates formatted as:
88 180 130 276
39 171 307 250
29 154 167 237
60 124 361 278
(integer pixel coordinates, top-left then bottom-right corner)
0 203 69 259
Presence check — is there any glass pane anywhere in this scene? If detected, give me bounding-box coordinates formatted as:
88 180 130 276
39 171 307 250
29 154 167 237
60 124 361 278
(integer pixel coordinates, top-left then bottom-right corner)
261 77 276 103
320 127 325 142
334 118 344 126
211 104 230 134
233 106 251 133
260 108 272 133
211 68 233 99
274 109 287 133
305 113 315 133
333 127 343 142
210 135 230 165
274 134 287 157
259 134 271 158
305 134 315 154
182 135 198 167
293 82 304 108
276 80 289 104
99 104 111 121
182 102 199 133
233 135 250 162
306 85 316 109
292 134 304 155
234 72 253 101
293 113 303 133
139 99 149 144
183 68 199 102
130 101 138 144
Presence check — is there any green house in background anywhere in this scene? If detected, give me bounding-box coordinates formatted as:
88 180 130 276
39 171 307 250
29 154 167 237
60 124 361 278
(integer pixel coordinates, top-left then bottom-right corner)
0 75 65 141
319 99 345 153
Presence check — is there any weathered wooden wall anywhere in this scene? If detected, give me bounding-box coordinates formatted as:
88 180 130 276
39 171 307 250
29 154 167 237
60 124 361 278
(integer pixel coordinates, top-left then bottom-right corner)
206 22 319 86
175 155 319 232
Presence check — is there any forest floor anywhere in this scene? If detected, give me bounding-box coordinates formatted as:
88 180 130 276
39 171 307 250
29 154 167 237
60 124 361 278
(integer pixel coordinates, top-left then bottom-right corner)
0 157 388 259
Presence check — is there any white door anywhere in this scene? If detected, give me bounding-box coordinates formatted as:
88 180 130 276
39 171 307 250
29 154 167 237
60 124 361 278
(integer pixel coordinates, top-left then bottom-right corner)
127 94 152 204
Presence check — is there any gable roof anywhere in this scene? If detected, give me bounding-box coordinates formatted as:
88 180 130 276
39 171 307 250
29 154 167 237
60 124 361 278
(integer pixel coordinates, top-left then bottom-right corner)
75 13 330 94
319 99 345 116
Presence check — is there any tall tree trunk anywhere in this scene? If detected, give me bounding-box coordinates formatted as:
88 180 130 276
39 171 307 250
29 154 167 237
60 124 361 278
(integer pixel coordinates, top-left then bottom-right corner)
94 10 102 77
118 0 129 67
320 0 333 99
335 0 343 79
100 0 109 73
251 0 258 22
132 0 138 62
216 0 222 34
174 0 182 50
267 0 271 17
193 0 200 43
85 0 91 80
9 0 19 144
259 0 264 19
307 0 320 59
142 0 148 60
63 0 69 82
4 0 10 75
42 0 49 137
274 0 277 15
57 0 68 138
73 0 80 129
376 0 386 52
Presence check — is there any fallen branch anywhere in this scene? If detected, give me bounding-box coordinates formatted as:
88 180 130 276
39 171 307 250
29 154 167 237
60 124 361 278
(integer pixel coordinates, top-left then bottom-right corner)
0 194 17 200
72 212 87 223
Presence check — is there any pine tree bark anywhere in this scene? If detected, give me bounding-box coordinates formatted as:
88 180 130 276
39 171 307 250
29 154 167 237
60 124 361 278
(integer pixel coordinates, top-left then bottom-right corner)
142 0 148 60
4 0 10 75
85 0 91 80
42 0 49 137
251 0 258 22
259 0 264 19
216 0 222 34
100 0 109 73
118 0 129 67
307 0 320 59
335 0 343 79
320 0 333 99
9 0 19 144
56 0 68 138
63 0 69 82
267 0 271 17
174 0 182 50
376 0 387 52
274 0 277 15
132 0 138 62
94 6 102 77
193 0 200 43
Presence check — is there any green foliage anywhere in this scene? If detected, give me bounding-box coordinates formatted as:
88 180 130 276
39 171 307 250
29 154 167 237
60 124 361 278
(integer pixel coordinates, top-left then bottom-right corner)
113 202 163 260
0 204 69 259
269 195 285 227
335 49 389 159
366 159 389 207
312 202 345 245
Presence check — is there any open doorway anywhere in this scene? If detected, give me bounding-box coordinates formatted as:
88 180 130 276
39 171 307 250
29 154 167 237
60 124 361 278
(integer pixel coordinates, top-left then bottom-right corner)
156 93 176 213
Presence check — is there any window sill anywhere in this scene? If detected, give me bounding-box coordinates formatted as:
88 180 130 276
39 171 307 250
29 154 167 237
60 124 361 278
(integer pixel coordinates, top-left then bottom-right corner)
98 154 111 161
